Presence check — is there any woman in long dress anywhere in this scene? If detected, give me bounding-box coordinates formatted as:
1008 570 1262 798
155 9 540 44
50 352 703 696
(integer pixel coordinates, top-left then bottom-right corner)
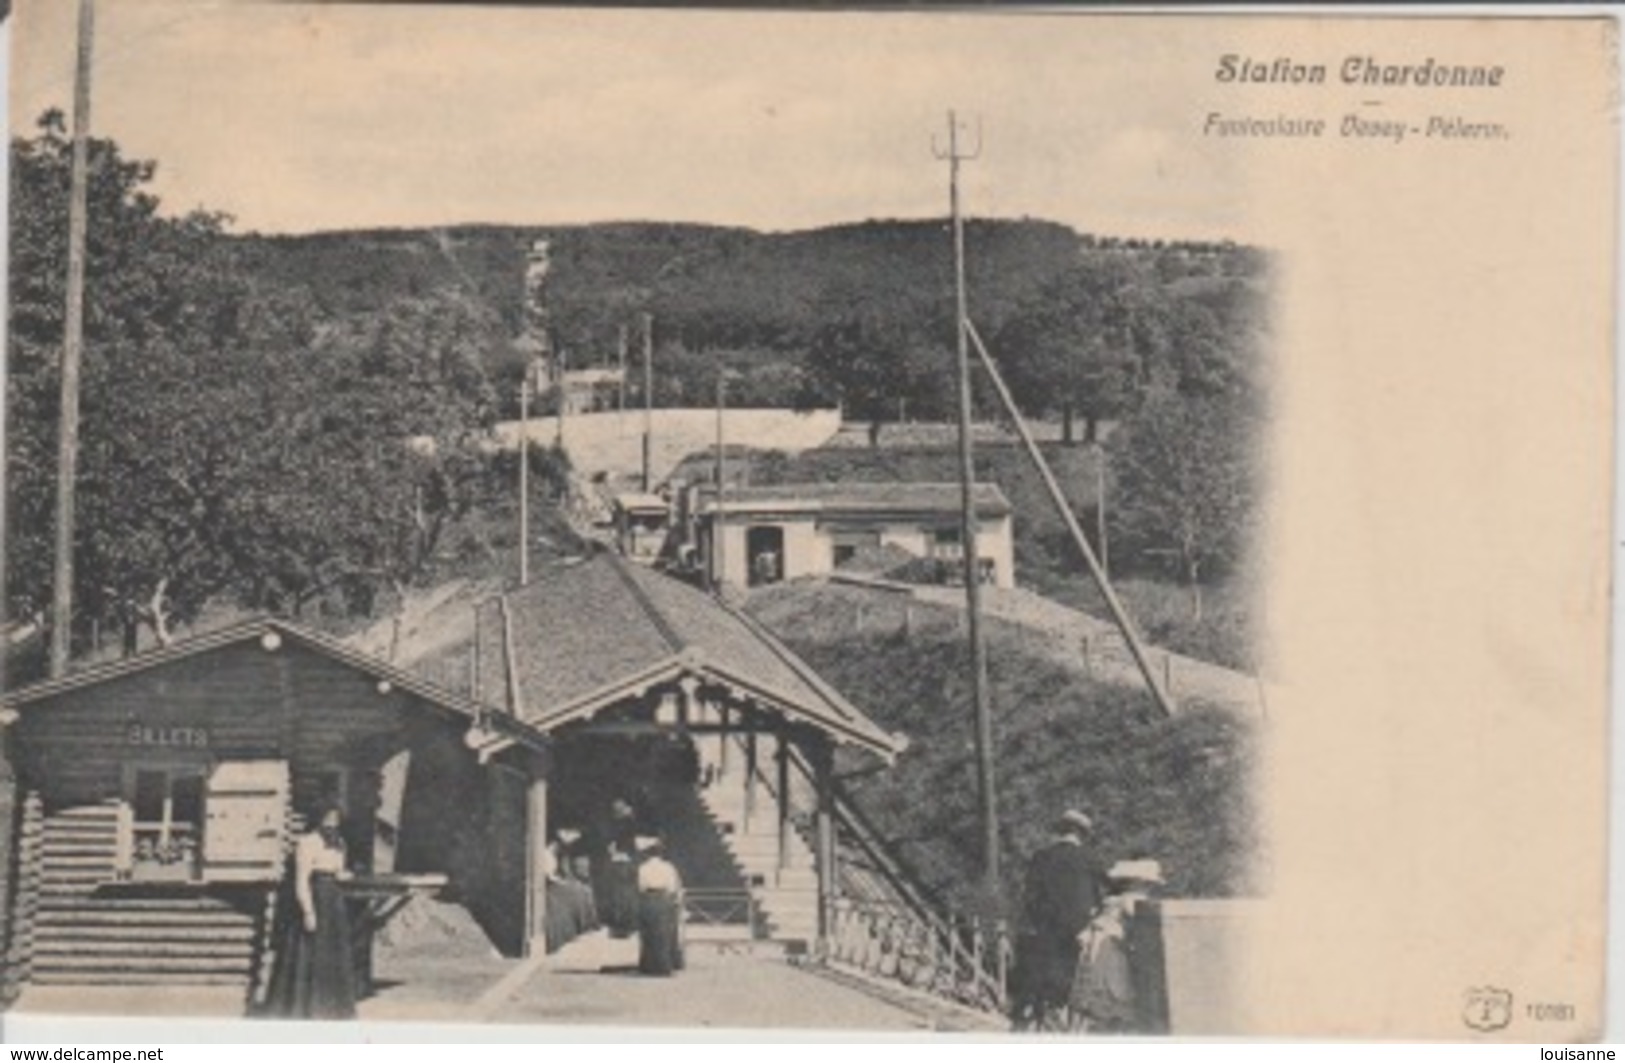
1068 896 1137 1032
1068 860 1162 1033
635 839 684 977
594 798 641 938
266 804 358 1020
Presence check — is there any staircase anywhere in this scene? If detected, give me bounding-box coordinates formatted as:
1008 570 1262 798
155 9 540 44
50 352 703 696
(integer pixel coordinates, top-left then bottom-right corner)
24 801 265 993
32 896 262 987
691 742 821 946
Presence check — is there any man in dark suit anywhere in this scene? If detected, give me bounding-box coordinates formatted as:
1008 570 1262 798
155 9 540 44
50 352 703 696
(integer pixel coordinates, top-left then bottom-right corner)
1009 809 1108 1031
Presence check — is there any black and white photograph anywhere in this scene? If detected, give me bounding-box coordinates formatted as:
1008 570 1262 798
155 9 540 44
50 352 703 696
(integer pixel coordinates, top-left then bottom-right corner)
0 3 1614 1043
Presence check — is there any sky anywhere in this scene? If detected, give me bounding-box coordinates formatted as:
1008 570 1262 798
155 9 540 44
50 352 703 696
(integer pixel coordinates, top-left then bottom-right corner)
12 2 1254 239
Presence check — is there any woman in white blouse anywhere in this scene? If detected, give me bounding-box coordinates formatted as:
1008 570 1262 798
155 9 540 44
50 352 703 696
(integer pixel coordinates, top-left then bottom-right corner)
635 837 684 976
266 804 358 1020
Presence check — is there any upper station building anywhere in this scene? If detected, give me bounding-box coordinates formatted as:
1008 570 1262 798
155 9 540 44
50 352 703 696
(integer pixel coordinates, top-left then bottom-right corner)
676 482 1016 591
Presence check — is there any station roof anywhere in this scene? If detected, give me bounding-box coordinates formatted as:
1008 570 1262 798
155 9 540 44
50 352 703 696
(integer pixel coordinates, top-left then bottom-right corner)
469 554 902 759
694 481 1011 520
2 619 548 754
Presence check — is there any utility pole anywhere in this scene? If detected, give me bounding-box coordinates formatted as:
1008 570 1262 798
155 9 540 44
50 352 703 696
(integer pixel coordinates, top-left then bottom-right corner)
518 364 532 586
713 372 727 595
934 110 999 892
1097 443 1110 580
554 347 567 449
641 312 654 493
617 322 629 423
50 0 96 679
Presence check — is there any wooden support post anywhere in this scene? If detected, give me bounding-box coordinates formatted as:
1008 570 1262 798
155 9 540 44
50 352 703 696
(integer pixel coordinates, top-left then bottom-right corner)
718 705 730 782
813 737 836 948
776 734 791 874
524 766 549 959
743 729 758 833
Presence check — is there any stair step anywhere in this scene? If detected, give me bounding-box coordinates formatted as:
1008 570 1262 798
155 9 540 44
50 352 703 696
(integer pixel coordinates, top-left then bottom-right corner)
37 929 256 942
33 955 252 974
37 908 254 925
31 971 251 988
41 897 252 912
34 942 253 955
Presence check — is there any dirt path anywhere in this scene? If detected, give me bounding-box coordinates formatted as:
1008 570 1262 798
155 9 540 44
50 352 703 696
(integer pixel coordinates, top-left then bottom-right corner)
908 583 1266 717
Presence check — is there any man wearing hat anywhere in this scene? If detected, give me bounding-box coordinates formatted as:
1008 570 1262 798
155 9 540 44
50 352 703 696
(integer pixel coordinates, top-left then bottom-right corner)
1009 809 1108 1031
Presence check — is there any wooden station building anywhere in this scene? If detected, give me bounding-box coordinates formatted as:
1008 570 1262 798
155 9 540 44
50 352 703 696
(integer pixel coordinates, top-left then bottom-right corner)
0 620 552 1005
0 554 903 1007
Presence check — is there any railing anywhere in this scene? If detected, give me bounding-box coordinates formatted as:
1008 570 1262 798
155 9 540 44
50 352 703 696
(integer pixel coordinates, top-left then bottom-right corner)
825 897 1011 1012
724 734 1010 1014
683 888 759 938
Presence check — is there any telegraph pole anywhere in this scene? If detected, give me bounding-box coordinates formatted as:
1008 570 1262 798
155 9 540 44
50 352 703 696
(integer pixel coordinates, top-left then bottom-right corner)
1096 443 1110 579
617 322 629 422
641 312 654 493
935 111 999 891
554 347 567 449
518 365 532 586
50 0 96 678
713 372 727 595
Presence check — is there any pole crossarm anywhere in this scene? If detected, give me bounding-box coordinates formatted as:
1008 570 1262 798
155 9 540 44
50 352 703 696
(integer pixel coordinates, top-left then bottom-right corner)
963 318 1177 719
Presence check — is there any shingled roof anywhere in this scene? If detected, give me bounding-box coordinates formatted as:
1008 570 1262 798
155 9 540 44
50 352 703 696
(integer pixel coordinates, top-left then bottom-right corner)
1 619 548 756
470 554 901 759
696 481 1011 519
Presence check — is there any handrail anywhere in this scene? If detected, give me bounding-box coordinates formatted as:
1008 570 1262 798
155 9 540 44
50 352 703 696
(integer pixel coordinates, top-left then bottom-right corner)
726 734 1008 1010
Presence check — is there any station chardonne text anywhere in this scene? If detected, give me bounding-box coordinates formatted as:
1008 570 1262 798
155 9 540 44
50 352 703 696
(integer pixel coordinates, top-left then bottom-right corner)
1215 54 1507 88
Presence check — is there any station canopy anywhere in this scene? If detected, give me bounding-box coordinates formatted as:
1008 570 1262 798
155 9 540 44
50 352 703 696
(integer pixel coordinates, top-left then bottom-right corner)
462 554 902 760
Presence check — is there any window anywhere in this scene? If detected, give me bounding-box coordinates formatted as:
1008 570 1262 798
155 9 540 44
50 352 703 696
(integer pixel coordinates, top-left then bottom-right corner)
831 529 881 568
930 526 963 561
126 766 206 881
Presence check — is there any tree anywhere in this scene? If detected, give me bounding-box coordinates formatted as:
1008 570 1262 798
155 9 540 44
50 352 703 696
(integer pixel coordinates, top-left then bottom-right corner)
1106 385 1260 620
8 112 276 650
802 285 953 446
8 116 505 657
225 290 502 618
996 259 1147 446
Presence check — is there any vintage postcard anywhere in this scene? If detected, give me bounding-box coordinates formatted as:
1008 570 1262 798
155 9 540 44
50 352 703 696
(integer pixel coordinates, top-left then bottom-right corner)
0 2 1615 1042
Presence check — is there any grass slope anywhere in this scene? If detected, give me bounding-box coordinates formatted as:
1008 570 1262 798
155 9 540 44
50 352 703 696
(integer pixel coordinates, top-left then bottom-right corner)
747 582 1260 915
691 441 1258 672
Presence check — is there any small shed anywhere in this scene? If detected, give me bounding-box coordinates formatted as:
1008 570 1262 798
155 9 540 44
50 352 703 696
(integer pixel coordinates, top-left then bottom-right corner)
0 620 550 1005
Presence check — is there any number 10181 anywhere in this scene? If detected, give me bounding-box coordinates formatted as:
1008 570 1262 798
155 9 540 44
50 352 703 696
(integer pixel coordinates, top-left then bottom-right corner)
1528 1002 1576 1022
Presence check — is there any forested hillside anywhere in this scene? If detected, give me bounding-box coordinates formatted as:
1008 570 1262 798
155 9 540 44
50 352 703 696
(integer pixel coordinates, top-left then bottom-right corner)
233 217 1269 434
9 111 1270 679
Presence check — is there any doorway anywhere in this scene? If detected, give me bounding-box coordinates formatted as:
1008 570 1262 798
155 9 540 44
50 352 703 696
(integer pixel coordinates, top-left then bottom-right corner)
746 526 785 587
